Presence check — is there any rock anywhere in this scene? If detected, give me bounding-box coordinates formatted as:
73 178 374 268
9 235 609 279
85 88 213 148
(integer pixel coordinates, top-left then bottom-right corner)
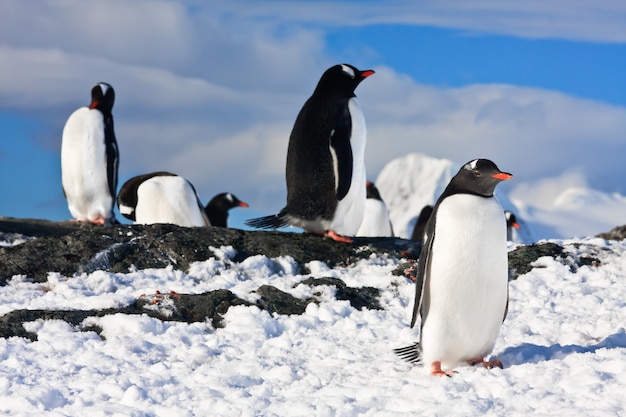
0 218 420 283
597 224 626 241
507 242 565 279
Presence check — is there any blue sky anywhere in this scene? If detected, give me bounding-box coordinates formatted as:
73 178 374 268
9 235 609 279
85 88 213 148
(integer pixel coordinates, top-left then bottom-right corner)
1 1 625 229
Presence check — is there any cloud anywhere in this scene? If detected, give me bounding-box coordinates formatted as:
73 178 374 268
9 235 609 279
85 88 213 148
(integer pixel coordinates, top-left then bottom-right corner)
2 0 626 219
208 0 626 43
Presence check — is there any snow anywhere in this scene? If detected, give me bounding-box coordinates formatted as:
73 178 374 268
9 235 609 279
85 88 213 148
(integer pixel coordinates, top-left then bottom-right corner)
1 152 626 415
1 235 626 416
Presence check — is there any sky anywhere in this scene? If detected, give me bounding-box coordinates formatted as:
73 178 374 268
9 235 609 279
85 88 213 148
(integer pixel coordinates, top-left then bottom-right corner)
1 0 625 230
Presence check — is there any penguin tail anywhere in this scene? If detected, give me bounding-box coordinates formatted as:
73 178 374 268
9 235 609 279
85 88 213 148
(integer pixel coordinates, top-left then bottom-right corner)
245 213 289 229
393 343 422 364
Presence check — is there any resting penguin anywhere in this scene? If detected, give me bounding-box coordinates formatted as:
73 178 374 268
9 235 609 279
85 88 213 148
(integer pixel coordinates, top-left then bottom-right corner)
204 193 249 228
117 172 209 227
245 64 375 243
395 159 512 376
61 82 119 225
356 181 394 237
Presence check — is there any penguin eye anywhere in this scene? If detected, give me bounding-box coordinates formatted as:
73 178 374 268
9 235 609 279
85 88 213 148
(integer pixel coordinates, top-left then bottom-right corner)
474 170 481 177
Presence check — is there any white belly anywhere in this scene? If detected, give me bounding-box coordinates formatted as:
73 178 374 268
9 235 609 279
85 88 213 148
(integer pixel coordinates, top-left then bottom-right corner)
356 199 393 237
61 107 113 222
331 98 366 235
134 176 209 227
420 194 508 370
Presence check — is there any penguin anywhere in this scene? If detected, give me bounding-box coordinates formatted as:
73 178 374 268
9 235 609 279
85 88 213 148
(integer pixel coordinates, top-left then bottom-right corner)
204 193 249 227
505 210 521 242
356 181 394 237
61 82 119 225
117 172 209 227
245 64 375 243
394 159 512 376
410 205 434 242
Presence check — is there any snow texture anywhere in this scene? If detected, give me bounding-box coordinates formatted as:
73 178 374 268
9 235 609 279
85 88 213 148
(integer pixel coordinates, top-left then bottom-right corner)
0 236 625 416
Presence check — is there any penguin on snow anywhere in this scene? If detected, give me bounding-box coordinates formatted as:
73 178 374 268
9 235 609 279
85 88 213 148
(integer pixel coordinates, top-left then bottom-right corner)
61 82 119 225
356 181 394 237
204 193 249 228
245 64 375 243
395 159 512 376
117 172 209 227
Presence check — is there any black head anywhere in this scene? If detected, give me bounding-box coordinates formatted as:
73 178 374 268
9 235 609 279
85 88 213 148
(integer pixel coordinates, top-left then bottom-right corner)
505 211 521 230
446 159 512 197
313 64 375 97
89 82 115 116
205 193 249 227
365 181 383 201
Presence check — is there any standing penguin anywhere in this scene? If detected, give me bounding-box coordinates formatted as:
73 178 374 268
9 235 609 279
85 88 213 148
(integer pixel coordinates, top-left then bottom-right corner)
395 159 512 376
505 210 521 242
245 64 375 243
356 181 394 237
61 82 119 225
117 172 209 227
204 193 249 227
410 205 434 242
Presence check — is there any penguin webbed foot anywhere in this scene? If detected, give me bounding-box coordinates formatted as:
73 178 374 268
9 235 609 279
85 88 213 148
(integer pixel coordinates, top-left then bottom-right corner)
467 357 503 370
393 343 422 364
430 361 455 377
324 229 353 243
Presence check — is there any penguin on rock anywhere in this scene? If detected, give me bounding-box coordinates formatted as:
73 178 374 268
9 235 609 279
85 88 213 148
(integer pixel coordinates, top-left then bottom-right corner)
245 64 375 243
505 210 521 242
204 193 249 228
395 159 512 376
61 82 119 225
117 172 209 227
356 181 394 237
410 205 434 242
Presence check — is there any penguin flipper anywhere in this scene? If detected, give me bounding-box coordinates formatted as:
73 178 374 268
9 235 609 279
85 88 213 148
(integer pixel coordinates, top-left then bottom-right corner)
410 212 437 328
393 343 422 364
329 108 353 201
245 213 290 229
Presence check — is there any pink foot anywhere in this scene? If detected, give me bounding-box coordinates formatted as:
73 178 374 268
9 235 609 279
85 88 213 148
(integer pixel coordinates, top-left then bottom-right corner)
468 357 503 369
324 229 353 244
430 361 453 377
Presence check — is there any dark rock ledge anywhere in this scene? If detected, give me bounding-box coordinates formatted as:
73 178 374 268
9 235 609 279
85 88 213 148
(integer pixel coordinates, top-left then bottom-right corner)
0 217 622 340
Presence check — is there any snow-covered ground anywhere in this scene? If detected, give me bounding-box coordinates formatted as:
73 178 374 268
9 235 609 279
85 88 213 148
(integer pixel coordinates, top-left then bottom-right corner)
1 235 625 416
1 152 626 415
375 153 626 243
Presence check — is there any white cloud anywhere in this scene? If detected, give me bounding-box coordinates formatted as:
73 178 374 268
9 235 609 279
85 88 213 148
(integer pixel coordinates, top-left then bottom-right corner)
2 0 626 223
206 0 626 43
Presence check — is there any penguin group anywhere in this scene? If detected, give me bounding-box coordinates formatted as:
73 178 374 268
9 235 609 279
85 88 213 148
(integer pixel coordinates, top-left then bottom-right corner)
60 64 518 377
60 84 248 228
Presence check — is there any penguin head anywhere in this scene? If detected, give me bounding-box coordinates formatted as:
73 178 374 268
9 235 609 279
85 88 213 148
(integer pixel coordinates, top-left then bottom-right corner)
89 82 115 115
207 193 249 212
505 211 521 229
365 181 383 201
451 159 513 197
314 64 375 97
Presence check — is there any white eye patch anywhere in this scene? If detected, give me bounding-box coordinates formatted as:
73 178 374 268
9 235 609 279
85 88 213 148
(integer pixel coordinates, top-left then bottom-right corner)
99 83 109 95
341 64 355 78
463 159 479 171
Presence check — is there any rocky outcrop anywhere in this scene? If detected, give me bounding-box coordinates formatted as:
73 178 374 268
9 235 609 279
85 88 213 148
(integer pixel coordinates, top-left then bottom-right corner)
0 217 420 283
0 217 618 340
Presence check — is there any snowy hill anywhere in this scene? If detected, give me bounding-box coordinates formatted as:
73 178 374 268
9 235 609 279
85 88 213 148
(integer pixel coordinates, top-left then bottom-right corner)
375 153 626 242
